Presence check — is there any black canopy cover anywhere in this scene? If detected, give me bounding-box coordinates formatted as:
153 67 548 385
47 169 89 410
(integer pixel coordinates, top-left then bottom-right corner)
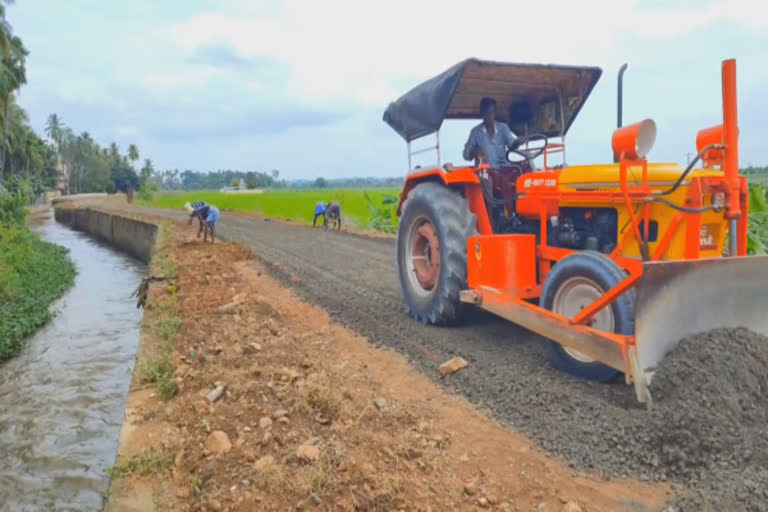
382 58 602 143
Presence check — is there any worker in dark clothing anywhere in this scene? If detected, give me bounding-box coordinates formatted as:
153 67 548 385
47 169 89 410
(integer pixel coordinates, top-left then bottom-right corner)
324 201 341 230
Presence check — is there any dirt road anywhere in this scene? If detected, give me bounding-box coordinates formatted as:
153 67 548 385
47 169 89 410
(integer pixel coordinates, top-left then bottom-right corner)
93 202 645 476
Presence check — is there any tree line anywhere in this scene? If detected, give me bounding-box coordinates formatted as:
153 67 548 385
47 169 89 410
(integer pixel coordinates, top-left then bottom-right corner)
0 1 154 199
151 169 404 191
0 0 56 197
45 113 154 195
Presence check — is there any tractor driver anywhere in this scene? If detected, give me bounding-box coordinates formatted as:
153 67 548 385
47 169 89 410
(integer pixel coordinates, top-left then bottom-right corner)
463 97 521 169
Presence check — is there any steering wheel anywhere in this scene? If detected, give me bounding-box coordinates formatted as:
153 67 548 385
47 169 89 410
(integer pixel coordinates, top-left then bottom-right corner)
507 133 549 165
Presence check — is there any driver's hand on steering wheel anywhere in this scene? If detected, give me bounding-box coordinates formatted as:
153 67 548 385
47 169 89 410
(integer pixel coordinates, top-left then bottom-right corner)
509 138 523 151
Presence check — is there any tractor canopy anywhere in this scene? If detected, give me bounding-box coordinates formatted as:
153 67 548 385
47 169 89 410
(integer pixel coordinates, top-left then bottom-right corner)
382 58 603 143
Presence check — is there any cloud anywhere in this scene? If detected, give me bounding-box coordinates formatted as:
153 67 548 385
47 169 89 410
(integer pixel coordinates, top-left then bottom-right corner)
164 0 768 109
630 0 768 39
31 80 352 143
147 106 349 140
145 67 224 90
188 43 250 69
114 125 137 136
185 43 290 74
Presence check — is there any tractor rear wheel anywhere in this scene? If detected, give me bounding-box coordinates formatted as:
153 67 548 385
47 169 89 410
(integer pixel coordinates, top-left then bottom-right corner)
539 251 635 382
397 182 477 325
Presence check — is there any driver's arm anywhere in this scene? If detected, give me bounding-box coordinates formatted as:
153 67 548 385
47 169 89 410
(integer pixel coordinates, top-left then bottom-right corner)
463 127 479 161
501 124 519 150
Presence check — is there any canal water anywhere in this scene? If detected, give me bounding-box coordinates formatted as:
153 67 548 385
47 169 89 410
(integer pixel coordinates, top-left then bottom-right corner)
0 208 145 511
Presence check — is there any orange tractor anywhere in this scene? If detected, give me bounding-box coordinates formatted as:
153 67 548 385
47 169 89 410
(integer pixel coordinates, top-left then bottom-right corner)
383 58 768 405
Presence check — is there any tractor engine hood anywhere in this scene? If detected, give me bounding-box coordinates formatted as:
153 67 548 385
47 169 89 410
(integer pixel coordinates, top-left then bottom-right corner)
557 163 725 190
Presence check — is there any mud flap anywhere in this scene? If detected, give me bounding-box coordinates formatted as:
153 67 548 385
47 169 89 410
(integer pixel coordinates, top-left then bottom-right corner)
634 255 768 398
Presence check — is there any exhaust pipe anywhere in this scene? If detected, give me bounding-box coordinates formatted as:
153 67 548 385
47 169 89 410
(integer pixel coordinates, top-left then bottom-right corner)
614 63 628 162
617 63 628 128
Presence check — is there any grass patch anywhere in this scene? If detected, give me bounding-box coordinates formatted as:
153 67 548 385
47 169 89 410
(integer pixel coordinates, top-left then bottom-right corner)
139 222 180 400
137 188 401 230
142 303 181 400
0 225 76 360
152 221 177 279
107 447 173 479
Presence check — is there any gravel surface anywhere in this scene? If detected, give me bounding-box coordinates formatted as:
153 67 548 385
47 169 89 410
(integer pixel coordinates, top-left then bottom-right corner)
96 203 768 511
641 327 768 511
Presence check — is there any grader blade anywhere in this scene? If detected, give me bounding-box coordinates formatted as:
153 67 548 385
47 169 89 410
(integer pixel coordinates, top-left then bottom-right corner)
633 255 768 389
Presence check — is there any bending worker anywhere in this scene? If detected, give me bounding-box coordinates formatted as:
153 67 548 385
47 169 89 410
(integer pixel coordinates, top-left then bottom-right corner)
324 201 341 230
186 200 208 237
313 201 326 227
185 201 220 243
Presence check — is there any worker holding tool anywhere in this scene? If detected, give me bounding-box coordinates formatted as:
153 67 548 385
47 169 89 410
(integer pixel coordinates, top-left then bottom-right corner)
185 201 220 243
313 201 327 227
185 201 208 237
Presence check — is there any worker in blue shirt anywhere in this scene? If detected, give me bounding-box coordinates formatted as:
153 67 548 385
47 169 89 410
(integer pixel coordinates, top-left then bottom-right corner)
185 201 208 236
185 201 220 243
313 201 327 227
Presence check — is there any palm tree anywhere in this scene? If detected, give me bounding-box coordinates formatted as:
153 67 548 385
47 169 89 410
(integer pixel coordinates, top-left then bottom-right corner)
109 142 120 165
140 158 154 187
127 144 139 168
71 132 94 194
0 99 25 178
0 34 27 175
45 113 63 150
58 127 75 194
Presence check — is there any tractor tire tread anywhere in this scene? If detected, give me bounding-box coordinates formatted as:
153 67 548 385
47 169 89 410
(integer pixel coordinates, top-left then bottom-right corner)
397 182 478 326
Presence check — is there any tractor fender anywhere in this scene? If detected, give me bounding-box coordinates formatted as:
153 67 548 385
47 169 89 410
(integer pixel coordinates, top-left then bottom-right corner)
397 166 493 235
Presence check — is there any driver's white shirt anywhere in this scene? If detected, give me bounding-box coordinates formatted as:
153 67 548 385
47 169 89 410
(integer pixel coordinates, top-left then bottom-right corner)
462 121 517 169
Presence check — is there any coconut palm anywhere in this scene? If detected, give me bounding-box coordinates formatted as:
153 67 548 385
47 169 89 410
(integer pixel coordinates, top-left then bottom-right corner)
0 34 27 174
128 144 139 168
45 113 64 149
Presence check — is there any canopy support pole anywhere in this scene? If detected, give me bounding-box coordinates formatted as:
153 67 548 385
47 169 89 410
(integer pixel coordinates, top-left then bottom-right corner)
406 131 441 174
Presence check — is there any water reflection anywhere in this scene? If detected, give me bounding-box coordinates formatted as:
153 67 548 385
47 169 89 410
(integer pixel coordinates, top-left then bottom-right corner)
0 208 145 511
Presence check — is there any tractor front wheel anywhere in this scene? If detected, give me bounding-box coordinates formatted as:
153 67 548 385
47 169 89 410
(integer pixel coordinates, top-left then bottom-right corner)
397 182 477 325
539 251 635 382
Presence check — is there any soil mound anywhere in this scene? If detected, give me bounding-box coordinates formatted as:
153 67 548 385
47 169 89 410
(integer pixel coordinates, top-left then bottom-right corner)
645 327 768 510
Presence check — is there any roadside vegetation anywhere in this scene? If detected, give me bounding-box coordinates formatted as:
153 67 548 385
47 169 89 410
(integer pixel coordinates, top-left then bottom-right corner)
133 222 181 400
0 9 77 361
746 183 768 254
0 180 75 361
